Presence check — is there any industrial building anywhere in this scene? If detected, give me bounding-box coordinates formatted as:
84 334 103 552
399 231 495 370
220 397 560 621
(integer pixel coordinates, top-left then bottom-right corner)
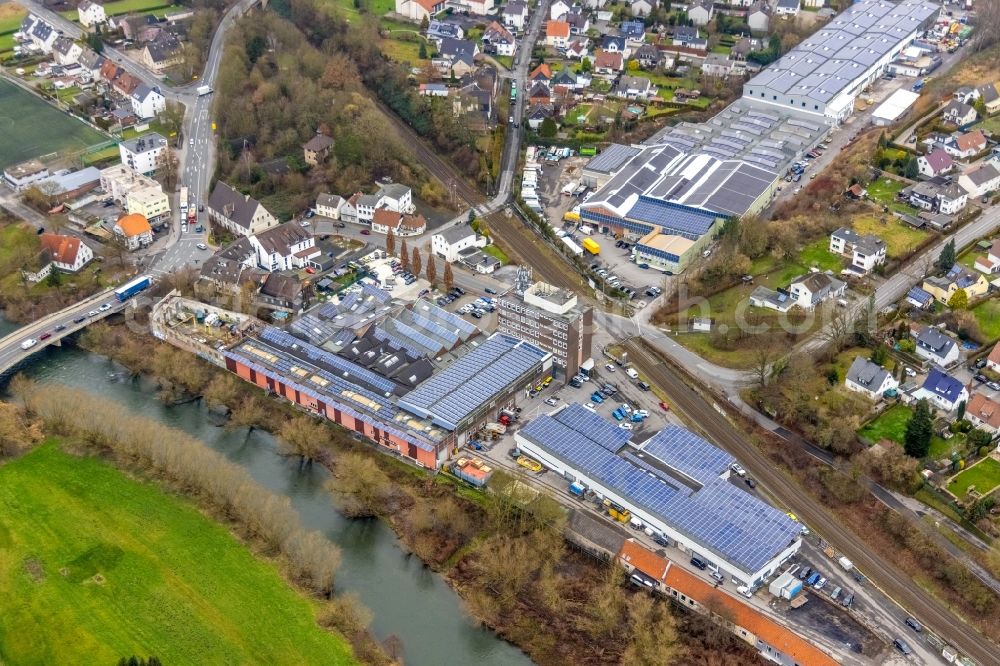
742 0 938 122
497 281 593 380
222 283 552 468
516 404 801 586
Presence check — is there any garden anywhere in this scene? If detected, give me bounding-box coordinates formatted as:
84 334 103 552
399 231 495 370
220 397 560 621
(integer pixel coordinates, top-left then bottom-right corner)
947 456 1000 500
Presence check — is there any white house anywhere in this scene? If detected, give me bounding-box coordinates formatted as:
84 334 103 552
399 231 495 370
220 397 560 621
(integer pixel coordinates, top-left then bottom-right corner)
39 233 93 273
616 75 653 100
910 367 968 414
829 227 886 274
395 0 446 22
937 182 968 215
52 37 83 66
788 272 846 310
975 241 1000 275
747 1 771 33
119 132 167 175
432 225 488 262
114 213 153 251
775 0 800 15
502 1 528 30
959 162 1000 198
917 149 954 178
207 181 279 237
941 100 978 127
550 0 571 19
845 356 898 400
130 85 165 119
630 0 653 16
78 0 106 27
315 193 344 220
546 20 570 48
378 182 414 213
914 325 960 367
371 209 427 237
943 130 988 159
687 0 714 26
483 21 517 57
249 222 319 272
20 15 58 54
3 159 49 192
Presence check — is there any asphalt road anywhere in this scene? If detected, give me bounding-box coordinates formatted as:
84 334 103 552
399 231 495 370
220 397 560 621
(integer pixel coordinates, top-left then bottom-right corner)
624 337 998 666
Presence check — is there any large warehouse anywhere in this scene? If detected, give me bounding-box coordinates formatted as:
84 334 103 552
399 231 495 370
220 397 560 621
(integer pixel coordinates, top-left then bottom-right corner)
516 404 802 586
742 0 939 122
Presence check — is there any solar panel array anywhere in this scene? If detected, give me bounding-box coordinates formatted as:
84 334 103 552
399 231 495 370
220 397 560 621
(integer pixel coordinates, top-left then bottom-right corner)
639 426 735 486
414 299 479 339
625 197 719 239
519 409 801 574
398 334 549 431
552 403 633 452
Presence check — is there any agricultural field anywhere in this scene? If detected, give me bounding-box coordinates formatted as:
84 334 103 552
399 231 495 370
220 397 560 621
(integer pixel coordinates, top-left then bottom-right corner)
60 0 171 20
0 442 356 665
0 79 107 168
947 457 1000 500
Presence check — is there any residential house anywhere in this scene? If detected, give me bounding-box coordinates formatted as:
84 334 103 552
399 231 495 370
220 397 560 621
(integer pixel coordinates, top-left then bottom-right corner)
966 393 1000 438
977 83 1000 115
914 325 960 366
250 222 319 271
552 68 579 90
687 0 714 26
910 367 968 414
39 233 93 272
419 83 450 97
526 104 554 129
395 0 446 22
502 1 528 30
594 50 624 76
747 2 772 33
458 247 501 274
114 213 153 250
941 100 978 127
775 0 800 16
355 192 383 223
130 84 165 119
564 6 590 35
620 20 646 43
315 193 344 220
944 130 989 159
634 43 661 69
124 182 170 224
20 15 58 53
119 132 167 175
207 182 279 237
922 264 989 304
671 26 707 51
987 343 1000 373
432 225 488 261
303 133 334 166
140 31 183 71
528 81 552 105
77 48 104 82
905 178 967 215
371 208 426 236
550 0 571 20
437 38 479 77
111 71 143 99
448 0 494 15
115 14 160 42
52 37 82 66
974 240 1000 275
199 237 259 291
701 55 744 78
378 182 414 213
788 272 846 310
845 357 898 399
340 194 360 224
748 285 794 312
78 0 107 27
427 19 464 43
959 162 1000 198
917 148 954 178
546 20 571 49
566 38 590 60
630 0 653 17
601 35 628 57
482 22 516 57
256 273 307 313
953 86 977 104
3 159 49 192
616 75 653 100
454 67 499 130
829 227 886 274
529 63 552 87
906 286 935 310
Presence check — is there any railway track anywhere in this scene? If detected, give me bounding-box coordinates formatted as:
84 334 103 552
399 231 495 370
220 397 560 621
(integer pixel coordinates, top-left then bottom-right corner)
624 338 999 666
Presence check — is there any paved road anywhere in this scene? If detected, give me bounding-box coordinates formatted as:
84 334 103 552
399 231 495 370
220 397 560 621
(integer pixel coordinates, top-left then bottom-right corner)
624 338 997 666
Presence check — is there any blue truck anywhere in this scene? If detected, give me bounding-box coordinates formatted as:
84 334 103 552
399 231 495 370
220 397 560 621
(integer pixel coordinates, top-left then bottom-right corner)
114 275 152 302
568 482 586 498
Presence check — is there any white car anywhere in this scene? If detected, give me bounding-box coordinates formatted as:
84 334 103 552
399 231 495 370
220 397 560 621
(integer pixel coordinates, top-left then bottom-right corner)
619 422 633 430
20 338 38 350
99 303 112 312
730 463 747 478
605 363 616 372
635 409 649 418
584 402 596 411
544 397 559 406
620 404 632 415
197 243 208 250
625 368 639 379
904 367 917 377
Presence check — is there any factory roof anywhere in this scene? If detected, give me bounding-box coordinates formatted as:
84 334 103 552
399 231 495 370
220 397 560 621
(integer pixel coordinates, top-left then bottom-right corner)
743 0 938 109
397 333 551 431
519 406 800 575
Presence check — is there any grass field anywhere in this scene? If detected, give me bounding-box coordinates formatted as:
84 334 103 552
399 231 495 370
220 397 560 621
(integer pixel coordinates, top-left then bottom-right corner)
971 299 1000 341
799 238 844 272
948 457 1000 499
61 0 170 20
867 177 905 204
852 215 928 258
379 37 425 65
0 221 40 267
0 442 356 665
0 3 27 35
858 403 958 458
0 79 107 169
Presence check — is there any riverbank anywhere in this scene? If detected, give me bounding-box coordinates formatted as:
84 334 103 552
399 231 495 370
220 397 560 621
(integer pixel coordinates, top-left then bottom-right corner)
68 318 765 665
0 438 359 665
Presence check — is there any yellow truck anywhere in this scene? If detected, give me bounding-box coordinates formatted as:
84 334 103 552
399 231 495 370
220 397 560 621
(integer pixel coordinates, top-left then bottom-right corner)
582 238 600 255
603 498 631 522
563 211 581 222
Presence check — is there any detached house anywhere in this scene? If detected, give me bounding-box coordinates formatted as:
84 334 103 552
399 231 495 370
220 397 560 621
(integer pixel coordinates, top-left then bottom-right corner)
436 37 479 77
616 76 653 100
427 19 464 43
747 1 772 33
131 84 165 119
78 0 107 27
829 227 886 274
114 213 153 251
39 233 93 273
917 148 954 178
546 20 571 49
913 325 959 366
482 22 516 57
775 0 800 16
688 0 714 26
922 264 989 304
944 130 988 159
502 1 528 30
207 182 279 237
550 0 571 19
303 133 334 166
941 100 978 127
905 178 967 215
630 0 653 16
371 209 427 237
395 0 446 22
601 35 628 57
432 225 488 262
845 357 898 400
21 15 58 53
566 38 590 60
959 162 1000 198
977 83 1000 115
910 367 968 414
974 240 1000 275
250 222 319 272
988 343 1000 373
52 37 82 66
594 50 624 76
140 31 183 72
788 273 846 310
620 20 646 43
966 393 1000 438
315 193 344 220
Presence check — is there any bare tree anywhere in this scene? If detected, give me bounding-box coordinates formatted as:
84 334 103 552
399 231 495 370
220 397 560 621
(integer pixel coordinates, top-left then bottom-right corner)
228 396 266 433
399 239 409 271
425 254 436 285
970 0 1000 52
751 338 781 387
411 246 422 278
385 227 396 258
326 453 395 518
279 415 328 463
443 262 454 291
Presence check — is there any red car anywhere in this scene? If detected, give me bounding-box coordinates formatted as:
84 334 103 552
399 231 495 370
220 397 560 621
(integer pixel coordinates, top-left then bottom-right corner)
360 229 371 235
305 267 315 274
39 332 52 341
659 401 670 411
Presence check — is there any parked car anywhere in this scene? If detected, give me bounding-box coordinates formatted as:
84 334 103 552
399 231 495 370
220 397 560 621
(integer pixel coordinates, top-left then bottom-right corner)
730 463 746 477
605 363 616 372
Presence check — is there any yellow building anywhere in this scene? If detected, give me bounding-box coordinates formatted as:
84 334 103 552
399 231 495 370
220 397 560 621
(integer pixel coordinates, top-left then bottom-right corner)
922 265 990 304
125 184 171 225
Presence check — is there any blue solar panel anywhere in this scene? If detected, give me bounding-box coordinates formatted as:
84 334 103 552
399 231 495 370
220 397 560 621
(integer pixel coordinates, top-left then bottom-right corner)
519 409 800 574
625 197 719 239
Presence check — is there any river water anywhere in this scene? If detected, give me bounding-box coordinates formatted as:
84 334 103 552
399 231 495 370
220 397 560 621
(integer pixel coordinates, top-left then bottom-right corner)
5 317 530 666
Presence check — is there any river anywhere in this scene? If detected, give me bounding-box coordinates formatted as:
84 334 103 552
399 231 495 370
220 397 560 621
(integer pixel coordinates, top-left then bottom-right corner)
4 318 531 666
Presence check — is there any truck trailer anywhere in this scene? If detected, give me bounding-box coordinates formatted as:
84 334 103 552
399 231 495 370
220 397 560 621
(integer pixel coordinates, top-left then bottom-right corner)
114 275 152 302
582 238 600 255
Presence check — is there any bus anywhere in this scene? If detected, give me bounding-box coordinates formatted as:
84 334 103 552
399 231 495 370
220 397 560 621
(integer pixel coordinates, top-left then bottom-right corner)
179 186 188 212
510 82 517 101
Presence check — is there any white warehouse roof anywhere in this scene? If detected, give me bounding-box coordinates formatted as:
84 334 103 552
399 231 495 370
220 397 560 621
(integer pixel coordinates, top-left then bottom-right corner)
872 89 920 123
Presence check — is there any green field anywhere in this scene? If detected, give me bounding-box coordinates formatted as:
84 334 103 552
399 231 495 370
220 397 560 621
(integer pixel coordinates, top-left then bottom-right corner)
0 79 107 168
948 457 1000 499
971 299 1000 341
799 238 844 272
0 442 356 665
852 215 928 258
867 177 905 203
61 0 171 20
858 404 959 458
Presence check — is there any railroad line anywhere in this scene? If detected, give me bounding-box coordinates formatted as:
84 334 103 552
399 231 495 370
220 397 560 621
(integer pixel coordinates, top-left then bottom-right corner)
624 338 998 666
